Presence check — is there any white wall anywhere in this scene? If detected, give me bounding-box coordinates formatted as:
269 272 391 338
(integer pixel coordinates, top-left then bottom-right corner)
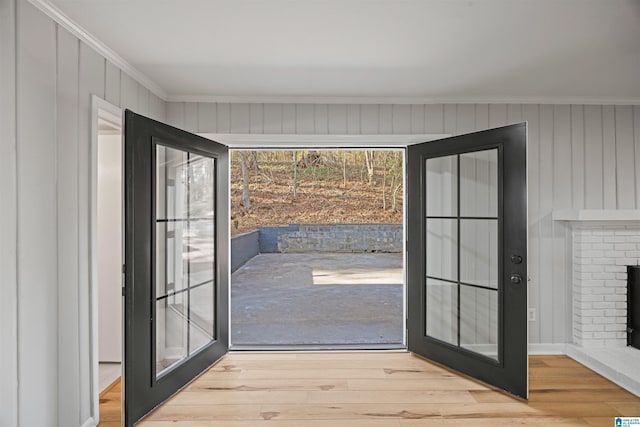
167 101 640 346
0 0 18 425
1 0 166 425
97 133 123 363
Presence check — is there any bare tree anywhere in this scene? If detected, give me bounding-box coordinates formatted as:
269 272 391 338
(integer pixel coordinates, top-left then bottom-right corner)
292 150 298 199
240 151 251 209
364 150 375 186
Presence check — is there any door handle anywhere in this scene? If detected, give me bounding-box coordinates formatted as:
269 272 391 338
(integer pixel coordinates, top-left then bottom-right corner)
510 274 522 284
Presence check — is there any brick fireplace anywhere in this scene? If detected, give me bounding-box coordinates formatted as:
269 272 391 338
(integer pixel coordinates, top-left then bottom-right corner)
571 224 640 347
554 210 640 396
554 210 640 348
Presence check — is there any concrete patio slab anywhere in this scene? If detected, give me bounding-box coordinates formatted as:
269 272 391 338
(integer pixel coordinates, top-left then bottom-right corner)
230 253 404 346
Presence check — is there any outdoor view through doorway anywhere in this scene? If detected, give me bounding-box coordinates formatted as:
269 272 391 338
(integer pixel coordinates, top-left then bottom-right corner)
230 149 405 348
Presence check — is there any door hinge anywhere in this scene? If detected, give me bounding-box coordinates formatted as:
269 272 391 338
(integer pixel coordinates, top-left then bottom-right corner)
122 264 127 274
122 286 126 297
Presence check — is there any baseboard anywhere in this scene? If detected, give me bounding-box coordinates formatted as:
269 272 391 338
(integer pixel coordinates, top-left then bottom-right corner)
528 343 567 354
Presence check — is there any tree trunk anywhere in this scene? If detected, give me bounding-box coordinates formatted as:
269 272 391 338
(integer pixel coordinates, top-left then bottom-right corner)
382 153 387 211
365 150 375 186
292 150 298 199
240 151 251 209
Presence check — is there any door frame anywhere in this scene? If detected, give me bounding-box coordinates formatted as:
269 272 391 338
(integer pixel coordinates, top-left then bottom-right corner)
201 132 449 350
89 95 123 424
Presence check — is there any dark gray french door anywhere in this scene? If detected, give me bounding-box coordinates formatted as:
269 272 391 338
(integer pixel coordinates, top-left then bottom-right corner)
407 123 528 399
123 110 229 426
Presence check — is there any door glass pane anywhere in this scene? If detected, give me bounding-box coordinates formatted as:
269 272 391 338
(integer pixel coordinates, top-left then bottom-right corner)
460 285 498 360
426 278 458 345
460 149 498 218
460 219 498 289
426 155 457 217
189 283 215 353
426 218 457 281
155 144 216 378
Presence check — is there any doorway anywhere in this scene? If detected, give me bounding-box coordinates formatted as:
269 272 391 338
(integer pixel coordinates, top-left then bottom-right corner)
228 148 406 349
91 96 124 425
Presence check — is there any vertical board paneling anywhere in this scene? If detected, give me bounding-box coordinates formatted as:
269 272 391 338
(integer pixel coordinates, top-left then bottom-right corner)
249 103 264 134
119 72 138 112
360 104 378 134
216 103 231 133
392 104 411 133
347 104 361 134
263 104 282 133
282 104 296 133
231 103 250 133
538 105 555 343
170 100 640 346
425 104 444 134
475 104 489 131
166 102 185 129
553 106 572 208
552 105 572 343
615 106 635 209
104 62 120 107
78 40 106 423
149 93 165 121
602 106 617 208
198 102 217 133
314 104 328 134
379 104 393 134
11 4 168 423
16 3 57 424
137 85 150 116
571 105 585 209
456 104 475 134
184 102 198 132
522 104 540 343
296 104 314 134
56 26 80 427
584 105 604 209
410 104 425 134
507 104 523 125
328 104 347 134
444 104 457 134
489 104 507 128
0 0 18 424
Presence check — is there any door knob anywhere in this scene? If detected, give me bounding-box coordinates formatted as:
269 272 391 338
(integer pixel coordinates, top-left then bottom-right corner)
510 274 522 284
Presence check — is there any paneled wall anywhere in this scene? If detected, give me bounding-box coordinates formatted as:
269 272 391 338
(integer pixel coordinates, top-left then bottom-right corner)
2 1 166 426
167 101 640 347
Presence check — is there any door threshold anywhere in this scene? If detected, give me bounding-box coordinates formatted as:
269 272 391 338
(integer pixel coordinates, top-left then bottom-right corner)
230 343 406 352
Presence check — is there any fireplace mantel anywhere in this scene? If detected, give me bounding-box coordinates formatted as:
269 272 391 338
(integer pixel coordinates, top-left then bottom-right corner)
553 209 640 222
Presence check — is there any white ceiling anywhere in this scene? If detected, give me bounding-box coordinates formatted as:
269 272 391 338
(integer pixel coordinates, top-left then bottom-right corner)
48 0 640 103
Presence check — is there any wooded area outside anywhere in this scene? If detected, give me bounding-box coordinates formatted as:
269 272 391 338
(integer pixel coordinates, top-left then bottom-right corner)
230 150 404 236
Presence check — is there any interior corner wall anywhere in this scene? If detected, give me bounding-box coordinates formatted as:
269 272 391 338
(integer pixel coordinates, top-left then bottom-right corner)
9 1 167 425
0 0 18 426
167 101 640 347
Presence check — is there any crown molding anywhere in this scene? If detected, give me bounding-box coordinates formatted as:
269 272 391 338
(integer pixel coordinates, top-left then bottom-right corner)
167 94 640 106
28 0 168 101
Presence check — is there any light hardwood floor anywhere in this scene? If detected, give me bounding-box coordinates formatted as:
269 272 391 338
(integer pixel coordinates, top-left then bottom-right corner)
99 352 640 427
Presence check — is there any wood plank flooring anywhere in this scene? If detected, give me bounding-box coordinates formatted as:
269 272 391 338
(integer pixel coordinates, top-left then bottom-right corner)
98 352 640 426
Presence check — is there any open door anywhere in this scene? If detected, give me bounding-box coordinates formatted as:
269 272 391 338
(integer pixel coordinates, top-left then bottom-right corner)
123 110 229 426
407 123 527 399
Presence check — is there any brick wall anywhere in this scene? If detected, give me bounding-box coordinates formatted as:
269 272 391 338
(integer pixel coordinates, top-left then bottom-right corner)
573 224 640 347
